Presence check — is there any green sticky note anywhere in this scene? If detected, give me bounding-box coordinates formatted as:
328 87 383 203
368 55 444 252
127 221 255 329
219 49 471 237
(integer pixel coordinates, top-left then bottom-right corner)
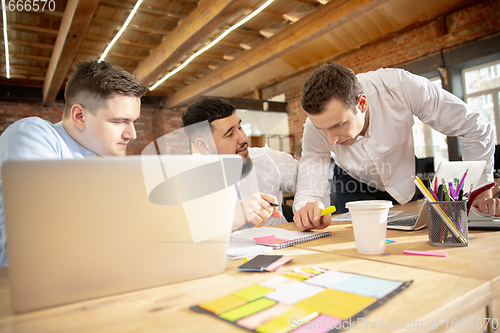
232 285 274 302
220 298 276 322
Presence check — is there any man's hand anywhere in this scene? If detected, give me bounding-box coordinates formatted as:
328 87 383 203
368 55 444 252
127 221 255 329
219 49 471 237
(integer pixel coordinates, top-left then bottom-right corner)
472 197 500 216
233 192 282 229
294 201 331 230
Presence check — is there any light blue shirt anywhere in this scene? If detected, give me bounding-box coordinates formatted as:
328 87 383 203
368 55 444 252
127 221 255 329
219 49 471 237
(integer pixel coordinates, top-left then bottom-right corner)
0 117 96 266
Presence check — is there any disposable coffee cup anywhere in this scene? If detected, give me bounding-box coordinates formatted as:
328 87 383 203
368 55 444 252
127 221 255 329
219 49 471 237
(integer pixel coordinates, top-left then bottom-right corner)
345 200 393 254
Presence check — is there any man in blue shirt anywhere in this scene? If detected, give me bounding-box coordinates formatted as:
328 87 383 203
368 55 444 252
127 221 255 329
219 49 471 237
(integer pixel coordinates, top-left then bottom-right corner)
0 60 147 266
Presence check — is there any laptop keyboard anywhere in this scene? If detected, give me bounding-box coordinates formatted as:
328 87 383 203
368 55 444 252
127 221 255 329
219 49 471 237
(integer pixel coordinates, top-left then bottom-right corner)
387 215 418 226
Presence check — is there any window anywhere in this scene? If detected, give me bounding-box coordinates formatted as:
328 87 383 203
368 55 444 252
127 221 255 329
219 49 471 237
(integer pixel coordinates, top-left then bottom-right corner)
463 60 500 144
412 77 449 170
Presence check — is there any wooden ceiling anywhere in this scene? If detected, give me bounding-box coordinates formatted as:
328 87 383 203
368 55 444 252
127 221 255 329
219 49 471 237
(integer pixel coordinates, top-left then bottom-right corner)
0 0 477 107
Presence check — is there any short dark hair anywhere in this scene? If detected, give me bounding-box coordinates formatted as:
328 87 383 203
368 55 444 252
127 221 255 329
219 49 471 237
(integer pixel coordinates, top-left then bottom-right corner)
301 63 362 114
182 97 236 142
182 97 236 128
63 60 147 117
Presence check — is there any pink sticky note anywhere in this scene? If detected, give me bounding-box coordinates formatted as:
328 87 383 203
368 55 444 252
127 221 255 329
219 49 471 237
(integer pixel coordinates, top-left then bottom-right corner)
403 250 448 257
254 235 291 245
290 314 342 333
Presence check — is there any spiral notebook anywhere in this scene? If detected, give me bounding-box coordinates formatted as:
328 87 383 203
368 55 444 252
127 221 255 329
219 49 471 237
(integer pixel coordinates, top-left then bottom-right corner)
228 227 331 259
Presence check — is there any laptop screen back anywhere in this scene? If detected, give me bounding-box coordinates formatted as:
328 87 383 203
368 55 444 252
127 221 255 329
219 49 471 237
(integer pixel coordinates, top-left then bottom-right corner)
2 155 242 312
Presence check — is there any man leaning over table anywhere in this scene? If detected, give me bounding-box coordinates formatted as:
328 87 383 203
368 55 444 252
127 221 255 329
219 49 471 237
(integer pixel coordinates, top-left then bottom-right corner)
293 63 500 231
0 60 147 267
182 97 299 230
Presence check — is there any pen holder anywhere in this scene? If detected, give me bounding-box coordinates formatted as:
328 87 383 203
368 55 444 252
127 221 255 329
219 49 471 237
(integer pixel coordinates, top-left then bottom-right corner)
427 200 469 247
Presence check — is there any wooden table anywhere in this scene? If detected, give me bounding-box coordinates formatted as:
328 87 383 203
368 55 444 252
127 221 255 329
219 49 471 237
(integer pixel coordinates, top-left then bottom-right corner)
285 200 500 332
0 200 498 333
0 247 492 333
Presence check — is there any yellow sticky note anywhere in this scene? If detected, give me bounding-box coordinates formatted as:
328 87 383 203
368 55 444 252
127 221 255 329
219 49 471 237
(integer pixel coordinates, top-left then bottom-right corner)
298 289 376 320
232 285 274 302
284 272 309 280
256 304 318 333
301 268 322 275
199 294 247 315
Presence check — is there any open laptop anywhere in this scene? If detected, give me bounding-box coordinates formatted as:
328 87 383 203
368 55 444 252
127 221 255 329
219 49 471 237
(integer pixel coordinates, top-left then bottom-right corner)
387 201 428 231
2 155 242 312
433 160 487 195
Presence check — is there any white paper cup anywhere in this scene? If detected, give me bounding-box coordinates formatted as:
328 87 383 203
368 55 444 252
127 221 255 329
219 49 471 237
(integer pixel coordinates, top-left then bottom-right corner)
345 200 393 254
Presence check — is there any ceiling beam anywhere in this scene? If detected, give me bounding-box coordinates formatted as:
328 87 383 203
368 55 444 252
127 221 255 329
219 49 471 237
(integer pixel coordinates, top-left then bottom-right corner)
8 39 55 50
165 0 390 107
99 0 188 20
77 48 146 61
90 17 173 36
83 34 154 49
133 0 253 85
42 0 99 105
3 52 51 62
7 23 58 35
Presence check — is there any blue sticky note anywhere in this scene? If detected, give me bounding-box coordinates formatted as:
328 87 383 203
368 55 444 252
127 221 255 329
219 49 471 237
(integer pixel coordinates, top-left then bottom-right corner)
265 281 324 305
328 275 403 299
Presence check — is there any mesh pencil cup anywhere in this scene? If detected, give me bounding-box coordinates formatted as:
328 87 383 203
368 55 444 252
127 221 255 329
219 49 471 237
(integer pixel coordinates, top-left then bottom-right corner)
426 200 469 247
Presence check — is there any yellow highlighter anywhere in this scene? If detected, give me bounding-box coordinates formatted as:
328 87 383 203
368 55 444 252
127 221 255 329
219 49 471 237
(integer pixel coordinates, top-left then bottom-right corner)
321 205 336 216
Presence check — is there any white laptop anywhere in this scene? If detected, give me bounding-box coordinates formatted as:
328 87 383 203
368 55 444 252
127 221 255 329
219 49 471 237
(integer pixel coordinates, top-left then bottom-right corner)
433 160 487 195
2 155 242 312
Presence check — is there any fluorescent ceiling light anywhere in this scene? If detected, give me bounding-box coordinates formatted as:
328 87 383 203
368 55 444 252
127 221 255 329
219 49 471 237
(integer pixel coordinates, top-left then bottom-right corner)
149 0 276 91
99 0 144 62
2 0 10 79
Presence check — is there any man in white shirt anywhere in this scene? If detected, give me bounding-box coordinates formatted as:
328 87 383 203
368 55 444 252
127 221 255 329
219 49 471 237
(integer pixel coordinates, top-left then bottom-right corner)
182 97 299 229
294 64 499 230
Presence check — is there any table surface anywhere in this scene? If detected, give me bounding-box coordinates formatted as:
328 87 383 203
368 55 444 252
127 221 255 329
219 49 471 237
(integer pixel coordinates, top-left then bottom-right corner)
286 201 500 283
0 200 498 333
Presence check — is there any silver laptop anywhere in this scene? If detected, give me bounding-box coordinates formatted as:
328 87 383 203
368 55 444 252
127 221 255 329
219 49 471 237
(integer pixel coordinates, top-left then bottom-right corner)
2 155 242 312
387 202 428 231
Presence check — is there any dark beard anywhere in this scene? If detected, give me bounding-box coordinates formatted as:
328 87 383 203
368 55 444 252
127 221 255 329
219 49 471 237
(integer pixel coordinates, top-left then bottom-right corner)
241 158 253 179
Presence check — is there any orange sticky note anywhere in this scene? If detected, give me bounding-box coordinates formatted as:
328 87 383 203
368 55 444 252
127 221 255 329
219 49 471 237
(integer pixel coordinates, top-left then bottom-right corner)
297 289 376 320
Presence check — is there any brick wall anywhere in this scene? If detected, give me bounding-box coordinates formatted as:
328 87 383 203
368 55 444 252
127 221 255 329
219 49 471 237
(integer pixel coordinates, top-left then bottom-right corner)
0 100 65 133
0 100 185 156
257 0 500 151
